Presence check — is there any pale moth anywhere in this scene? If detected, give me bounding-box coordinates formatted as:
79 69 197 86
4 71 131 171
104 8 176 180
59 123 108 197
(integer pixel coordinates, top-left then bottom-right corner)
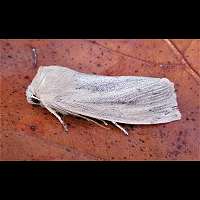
26 66 181 135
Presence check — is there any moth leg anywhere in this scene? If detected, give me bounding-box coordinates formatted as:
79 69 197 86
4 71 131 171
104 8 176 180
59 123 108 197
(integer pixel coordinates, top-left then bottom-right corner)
112 122 129 135
99 120 108 126
43 104 68 132
67 111 109 129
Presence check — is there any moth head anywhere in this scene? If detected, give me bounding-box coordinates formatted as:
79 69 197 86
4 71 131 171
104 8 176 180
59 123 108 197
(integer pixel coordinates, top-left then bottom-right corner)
26 86 41 105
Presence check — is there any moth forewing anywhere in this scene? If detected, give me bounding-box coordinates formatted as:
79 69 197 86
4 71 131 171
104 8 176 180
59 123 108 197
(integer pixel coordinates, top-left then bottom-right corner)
26 66 181 135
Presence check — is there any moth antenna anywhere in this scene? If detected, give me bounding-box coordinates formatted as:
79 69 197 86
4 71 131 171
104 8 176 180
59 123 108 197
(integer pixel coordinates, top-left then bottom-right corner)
112 122 129 135
42 102 68 132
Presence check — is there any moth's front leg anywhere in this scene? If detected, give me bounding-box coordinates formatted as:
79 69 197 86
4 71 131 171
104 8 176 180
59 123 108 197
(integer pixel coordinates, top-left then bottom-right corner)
43 103 68 132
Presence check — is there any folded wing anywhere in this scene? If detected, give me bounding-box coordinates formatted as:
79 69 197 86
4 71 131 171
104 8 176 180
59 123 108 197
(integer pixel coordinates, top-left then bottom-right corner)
49 72 181 124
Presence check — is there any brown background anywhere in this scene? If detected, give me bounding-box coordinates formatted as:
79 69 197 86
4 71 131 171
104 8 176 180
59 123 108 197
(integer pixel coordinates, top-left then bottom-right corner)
0 39 199 160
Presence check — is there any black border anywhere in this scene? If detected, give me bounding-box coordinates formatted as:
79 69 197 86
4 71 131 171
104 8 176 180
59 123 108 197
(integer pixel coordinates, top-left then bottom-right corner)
1 161 199 193
1 162 199 198
1 2 199 38
1 161 200 178
1 21 199 39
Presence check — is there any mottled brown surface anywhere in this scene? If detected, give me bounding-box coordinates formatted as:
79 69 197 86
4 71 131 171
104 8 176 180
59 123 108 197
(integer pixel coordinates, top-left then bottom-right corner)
0 39 199 160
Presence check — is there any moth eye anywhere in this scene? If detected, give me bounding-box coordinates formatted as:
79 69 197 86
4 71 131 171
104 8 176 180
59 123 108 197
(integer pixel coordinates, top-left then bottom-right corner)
31 95 40 104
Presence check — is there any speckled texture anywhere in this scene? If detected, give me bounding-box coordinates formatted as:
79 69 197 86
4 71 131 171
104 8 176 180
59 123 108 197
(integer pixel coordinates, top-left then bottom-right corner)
1 39 200 160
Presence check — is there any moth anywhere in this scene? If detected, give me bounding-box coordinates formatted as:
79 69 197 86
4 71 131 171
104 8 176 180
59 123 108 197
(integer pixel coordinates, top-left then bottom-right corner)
26 66 181 135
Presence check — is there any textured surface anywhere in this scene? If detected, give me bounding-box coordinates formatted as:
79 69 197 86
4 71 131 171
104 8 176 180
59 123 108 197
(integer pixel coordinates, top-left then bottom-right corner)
0 39 200 160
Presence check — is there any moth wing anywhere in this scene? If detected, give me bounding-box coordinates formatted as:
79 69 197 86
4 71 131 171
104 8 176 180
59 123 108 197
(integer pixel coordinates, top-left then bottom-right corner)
46 72 181 124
